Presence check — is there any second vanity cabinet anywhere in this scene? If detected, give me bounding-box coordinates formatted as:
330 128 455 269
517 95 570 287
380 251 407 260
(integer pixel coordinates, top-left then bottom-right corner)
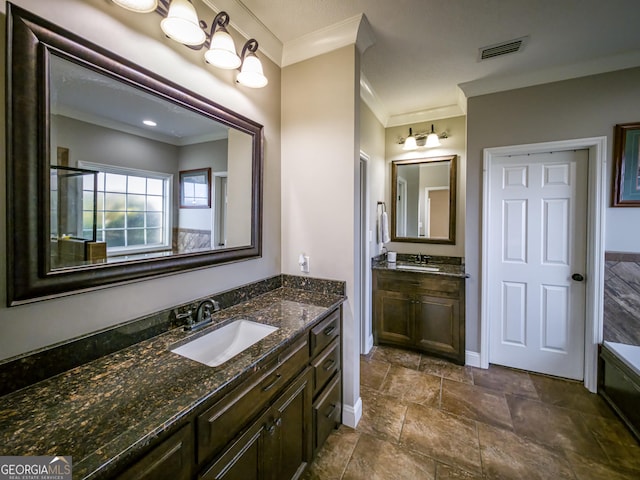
117 306 342 480
373 269 465 364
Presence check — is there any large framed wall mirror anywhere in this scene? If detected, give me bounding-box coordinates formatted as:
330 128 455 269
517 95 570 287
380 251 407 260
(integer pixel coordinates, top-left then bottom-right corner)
391 155 457 244
6 5 263 305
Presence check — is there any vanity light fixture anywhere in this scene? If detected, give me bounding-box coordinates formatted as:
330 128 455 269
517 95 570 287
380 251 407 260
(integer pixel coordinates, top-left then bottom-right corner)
112 0 268 88
160 0 206 46
425 124 441 148
399 124 449 149
402 128 418 151
112 0 158 13
236 39 268 88
205 12 242 69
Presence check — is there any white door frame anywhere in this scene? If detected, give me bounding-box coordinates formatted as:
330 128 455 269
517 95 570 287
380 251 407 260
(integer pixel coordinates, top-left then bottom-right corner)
359 151 373 354
481 137 607 392
397 177 408 236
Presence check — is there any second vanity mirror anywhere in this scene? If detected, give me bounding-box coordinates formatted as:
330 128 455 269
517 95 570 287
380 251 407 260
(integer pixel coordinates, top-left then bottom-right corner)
391 155 457 244
7 5 263 305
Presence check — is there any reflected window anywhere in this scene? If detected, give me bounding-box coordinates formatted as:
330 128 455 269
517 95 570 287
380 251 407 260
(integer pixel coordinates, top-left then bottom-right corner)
81 162 172 255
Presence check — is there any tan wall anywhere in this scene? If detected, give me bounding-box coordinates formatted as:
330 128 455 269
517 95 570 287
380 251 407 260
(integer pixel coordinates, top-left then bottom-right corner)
465 67 640 352
281 46 361 421
0 0 281 360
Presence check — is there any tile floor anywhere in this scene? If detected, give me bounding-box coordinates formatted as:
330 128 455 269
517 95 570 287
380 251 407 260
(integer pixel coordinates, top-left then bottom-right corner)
303 345 640 480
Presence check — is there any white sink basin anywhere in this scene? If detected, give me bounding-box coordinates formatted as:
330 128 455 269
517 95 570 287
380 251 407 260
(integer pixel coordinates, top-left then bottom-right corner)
171 320 279 367
397 264 440 272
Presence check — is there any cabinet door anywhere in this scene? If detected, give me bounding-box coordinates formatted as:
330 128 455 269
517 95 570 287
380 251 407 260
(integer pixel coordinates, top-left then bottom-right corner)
200 410 269 480
414 295 460 361
269 368 313 480
116 424 192 480
374 290 413 346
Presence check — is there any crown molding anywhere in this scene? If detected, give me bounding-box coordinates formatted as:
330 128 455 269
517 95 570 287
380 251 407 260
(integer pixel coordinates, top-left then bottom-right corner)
282 13 373 67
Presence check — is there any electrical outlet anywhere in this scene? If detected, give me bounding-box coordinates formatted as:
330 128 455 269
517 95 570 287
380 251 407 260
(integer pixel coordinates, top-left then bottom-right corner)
299 254 310 273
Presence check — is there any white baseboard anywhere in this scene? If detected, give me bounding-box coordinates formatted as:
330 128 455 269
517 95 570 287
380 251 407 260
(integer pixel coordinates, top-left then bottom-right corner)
362 334 374 355
341 396 362 428
465 350 482 368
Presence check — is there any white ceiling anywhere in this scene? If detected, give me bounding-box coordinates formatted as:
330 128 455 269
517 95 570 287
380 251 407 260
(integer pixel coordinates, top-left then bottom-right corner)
236 0 640 126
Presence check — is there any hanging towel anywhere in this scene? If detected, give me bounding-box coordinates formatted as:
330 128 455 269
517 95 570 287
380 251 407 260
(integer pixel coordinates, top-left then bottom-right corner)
381 211 391 244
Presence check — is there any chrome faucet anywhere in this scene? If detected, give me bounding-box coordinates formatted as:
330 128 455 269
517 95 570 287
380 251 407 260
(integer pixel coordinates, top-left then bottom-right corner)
415 254 431 264
183 299 221 331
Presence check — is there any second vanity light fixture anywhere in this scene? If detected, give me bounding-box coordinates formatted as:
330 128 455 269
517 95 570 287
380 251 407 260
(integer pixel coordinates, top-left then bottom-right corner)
400 124 449 150
112 0 268 88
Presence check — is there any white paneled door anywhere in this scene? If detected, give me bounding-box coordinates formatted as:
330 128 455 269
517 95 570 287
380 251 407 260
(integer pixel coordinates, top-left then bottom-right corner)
488 150 588 380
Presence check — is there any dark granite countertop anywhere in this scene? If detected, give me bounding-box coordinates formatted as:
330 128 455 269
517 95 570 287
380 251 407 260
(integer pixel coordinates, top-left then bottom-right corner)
372 260 467 278
0 287 344 479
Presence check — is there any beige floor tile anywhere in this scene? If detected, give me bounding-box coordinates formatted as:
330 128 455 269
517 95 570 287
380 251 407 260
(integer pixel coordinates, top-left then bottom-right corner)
342 433 436 480
379 364 441 407
303 425 360 480
478 423 575 480
419 355 473 384
360 358 390 391
597 436 640 472
400 403 482 474
441 379 513 430
565 449 640 480
435 463 484 479
506 394 609 463
372 345 421 370
471 365 538 399
530 373 615 418
356 386 407 443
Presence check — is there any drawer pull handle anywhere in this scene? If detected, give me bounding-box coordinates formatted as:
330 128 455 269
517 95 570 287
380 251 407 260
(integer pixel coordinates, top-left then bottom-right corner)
266 417 282 435
323 326 336 336
322 359 336 371
325 404 337 418
262 374 282 392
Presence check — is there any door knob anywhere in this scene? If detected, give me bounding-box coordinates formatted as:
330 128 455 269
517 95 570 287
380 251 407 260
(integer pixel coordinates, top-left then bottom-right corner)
571 273 584 282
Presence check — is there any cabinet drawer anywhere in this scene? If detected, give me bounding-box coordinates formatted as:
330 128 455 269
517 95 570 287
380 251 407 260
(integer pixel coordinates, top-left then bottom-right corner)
311 338 340 397
313 372 341 453
310 309 340 358
375 270 460 296
197 335 309 466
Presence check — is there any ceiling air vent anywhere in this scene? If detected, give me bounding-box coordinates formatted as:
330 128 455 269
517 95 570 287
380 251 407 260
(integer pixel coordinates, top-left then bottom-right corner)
478 36 529 61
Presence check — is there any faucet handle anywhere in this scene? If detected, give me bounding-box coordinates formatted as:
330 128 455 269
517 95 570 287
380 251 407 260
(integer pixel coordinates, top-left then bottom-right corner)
175 308 194 326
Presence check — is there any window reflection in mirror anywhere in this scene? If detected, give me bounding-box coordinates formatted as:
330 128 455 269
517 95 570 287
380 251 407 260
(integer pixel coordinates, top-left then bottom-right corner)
391 155 457 244
49 55 253 269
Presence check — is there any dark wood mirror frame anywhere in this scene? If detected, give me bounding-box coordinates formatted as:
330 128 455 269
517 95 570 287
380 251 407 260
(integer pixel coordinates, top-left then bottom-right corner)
6 5 263 305
390 155 457 245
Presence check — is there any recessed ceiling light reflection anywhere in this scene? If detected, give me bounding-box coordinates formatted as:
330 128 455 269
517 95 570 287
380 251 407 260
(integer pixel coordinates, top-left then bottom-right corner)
143 120 157 127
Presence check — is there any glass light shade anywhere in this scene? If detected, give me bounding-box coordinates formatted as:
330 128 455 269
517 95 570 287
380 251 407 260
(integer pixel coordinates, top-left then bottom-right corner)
237 54 268 88
160 0 206 46
112 0 158 13
205 29 241 69
425 132 441 148
403 134 417 150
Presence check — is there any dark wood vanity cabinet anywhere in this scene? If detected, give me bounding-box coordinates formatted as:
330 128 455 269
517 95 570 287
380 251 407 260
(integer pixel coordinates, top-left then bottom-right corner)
374 269 465 364
114 307 342 480
201 368 313 480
